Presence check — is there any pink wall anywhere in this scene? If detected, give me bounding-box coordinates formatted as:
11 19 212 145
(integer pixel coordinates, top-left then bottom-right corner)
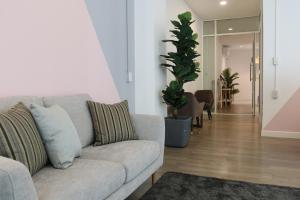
0 0 119 103
265 88 300 132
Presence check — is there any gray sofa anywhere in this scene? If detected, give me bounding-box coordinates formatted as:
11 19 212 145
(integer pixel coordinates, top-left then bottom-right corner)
0 94 165 200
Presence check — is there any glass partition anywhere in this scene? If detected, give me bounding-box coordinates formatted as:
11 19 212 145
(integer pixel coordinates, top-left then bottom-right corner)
203 36 216 109
203 21 215 35
217 17 259 34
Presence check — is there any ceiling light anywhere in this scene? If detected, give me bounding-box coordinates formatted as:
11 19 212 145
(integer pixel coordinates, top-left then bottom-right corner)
228 27 233 31
220 1 227 6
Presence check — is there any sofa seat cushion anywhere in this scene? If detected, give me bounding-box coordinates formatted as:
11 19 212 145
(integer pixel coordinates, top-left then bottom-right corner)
33 159 126 200
81 140 160 183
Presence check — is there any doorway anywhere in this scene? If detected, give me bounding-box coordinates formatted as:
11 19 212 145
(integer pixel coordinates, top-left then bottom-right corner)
216 33 260 115
202 17 261 116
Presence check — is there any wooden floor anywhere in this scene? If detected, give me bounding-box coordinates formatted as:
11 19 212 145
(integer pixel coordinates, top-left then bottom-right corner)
129 115 300 199
217 104 253 114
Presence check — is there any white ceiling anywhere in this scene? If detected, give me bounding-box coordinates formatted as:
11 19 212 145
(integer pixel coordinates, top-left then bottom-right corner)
185 0 261 20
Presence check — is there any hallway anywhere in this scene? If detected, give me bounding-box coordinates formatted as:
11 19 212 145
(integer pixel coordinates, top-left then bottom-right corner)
131 115 300 199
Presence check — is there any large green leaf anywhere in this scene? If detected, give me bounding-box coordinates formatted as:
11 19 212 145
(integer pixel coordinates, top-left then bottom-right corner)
171 20 181 28
192 33 198 40
178 12 192 22
161 63 174 68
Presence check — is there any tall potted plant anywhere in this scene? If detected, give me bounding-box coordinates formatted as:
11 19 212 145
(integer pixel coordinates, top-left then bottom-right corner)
161 11 200 147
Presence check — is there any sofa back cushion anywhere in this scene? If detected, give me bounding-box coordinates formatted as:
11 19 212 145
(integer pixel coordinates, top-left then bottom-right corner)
0 96 43 111
43 94 94 147
0 103 48 175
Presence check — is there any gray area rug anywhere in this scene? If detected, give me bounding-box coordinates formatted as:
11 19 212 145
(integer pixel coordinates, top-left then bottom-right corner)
140 172 300 200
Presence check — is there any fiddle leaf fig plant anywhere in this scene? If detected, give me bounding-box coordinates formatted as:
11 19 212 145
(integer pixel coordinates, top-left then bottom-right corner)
161 11 200 118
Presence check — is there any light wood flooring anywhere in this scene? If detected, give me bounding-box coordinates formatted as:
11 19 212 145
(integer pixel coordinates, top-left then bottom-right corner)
217 104 253 114
128 115 300 199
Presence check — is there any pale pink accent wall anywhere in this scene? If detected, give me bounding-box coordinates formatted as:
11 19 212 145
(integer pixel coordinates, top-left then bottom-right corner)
265 88 300 132
0 0 119 103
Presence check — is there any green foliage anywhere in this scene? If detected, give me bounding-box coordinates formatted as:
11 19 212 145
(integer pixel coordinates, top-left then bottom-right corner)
161 11 200 117
221 68 240 95
162 81 187 110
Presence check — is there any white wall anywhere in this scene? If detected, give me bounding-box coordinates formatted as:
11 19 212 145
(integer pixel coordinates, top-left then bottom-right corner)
85 0 135 110
86 0 167 115
128 0 167 116
166 0 203 93
227 49 252 104
262 0 300 130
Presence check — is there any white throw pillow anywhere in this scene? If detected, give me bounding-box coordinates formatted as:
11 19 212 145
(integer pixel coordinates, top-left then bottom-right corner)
30 103 82 169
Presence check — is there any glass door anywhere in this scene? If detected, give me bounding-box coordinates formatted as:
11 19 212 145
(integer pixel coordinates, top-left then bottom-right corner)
251 32 261 116
251 33 257 116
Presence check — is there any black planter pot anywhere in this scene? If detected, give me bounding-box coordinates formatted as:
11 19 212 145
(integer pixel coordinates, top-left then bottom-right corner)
165 116 192 148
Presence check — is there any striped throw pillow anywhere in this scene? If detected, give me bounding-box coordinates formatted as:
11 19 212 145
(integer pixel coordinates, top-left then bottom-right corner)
0 103 48 175
87 100 136 145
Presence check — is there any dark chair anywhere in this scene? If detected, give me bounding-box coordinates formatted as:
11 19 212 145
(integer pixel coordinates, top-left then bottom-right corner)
194 90 214 120
168 92 205 128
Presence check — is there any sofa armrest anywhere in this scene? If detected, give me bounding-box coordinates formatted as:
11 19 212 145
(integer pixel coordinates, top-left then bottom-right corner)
0 157 38 200
131 114 165 149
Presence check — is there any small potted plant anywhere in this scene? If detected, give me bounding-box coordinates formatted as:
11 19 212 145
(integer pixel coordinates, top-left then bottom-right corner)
161 11 200 147
221 68 240 105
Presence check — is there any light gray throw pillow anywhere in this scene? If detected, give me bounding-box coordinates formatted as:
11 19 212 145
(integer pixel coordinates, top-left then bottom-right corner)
30 104 82 169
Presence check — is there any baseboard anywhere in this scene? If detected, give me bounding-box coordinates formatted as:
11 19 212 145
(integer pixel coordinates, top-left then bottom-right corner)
262 130 300 139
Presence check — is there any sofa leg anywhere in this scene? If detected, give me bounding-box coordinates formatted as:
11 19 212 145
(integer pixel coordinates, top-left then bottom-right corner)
152 173 155 185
